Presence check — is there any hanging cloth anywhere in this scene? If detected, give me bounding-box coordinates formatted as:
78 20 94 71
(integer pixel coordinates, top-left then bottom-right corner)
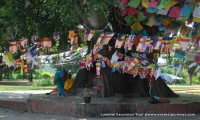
149 0 160 8
137 12 147 21
180 4 193 19
157 0 170 9
20 38 28 47
68 30 75 39
141 0 149 8
124 16 137 26
115 34 126 48
101 32 114 45
195 53 200 63
131 21 143 34
96 33 105 46
180 37 190 51
96 60 101 76
127 0 141 8
168 6 182 19
157 8 170 15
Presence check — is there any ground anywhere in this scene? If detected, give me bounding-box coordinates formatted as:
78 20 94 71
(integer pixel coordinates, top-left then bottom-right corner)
0 108 199 120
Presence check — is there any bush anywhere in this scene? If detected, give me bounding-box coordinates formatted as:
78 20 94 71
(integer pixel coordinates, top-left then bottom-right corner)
192 73 200 84
162 67 175 74
174 79 187 85
33 70 42 79
32 79 54 87
42 72 52 79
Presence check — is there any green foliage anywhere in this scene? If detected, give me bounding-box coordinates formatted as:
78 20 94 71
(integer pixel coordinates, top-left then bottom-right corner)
33 70 42 79
32 80 54 87
162 67 175 74
193 73 200 84
162 66 200 85
41 72 52 79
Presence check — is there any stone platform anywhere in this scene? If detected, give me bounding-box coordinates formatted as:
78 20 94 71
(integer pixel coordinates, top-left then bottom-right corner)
0 92 200 118
27 94 200 117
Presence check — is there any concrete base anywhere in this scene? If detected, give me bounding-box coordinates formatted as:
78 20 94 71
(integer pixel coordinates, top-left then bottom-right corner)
1 93 200 118
26 95 200 118
0 100 27 111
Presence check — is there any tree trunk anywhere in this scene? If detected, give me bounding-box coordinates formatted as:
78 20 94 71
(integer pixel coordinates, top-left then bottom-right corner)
189 75 192 86
28 63 33 82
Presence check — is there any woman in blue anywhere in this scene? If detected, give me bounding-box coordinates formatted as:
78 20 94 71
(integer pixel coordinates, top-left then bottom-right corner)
54 64 66 96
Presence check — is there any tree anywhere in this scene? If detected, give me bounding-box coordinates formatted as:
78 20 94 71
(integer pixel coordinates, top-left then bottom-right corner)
0 0 179 98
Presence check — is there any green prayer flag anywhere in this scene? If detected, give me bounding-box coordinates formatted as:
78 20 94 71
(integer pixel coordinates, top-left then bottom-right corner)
128 0 141 8
137 12 147 21
157 0 170 9
124 16 136 26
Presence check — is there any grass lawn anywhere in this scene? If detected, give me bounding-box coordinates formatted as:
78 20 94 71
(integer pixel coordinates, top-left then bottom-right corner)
0 80 200 91
168 85 200 90
0 80 54 91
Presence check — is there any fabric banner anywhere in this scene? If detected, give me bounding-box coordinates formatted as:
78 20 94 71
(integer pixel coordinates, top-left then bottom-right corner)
193 7 200 18
157 0 170 9
42 38 52 48
124 16 137 26
127 0 141 8
174 49 186 60
157 8 170 15
168 6 182 19
84 30 96 41
154 37 162 50
137 38 144 52
131 21 143 33
195 53 200 63
137 12 147 21
53 32 60 40
111 51 123 64
115 34 126 48
9 38 18 53
141 0 149 8
180 4 192 19
20 38 28 47
163 0 178 9
147 7 158 13
70 36 78 45
31 35 37 43
180 37 190 51
149 0 160 8
101 32 114 45
185 52 196 61
68 30 75 39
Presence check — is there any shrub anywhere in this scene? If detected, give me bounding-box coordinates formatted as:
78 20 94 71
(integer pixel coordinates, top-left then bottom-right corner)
42 72 52 79
162 67 175 74
33 70 42 79
32 79 54 87
192 73 200 84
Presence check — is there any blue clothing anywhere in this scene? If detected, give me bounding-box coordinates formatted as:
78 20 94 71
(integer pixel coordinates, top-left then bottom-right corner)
55 69 63 81
55 69 65 96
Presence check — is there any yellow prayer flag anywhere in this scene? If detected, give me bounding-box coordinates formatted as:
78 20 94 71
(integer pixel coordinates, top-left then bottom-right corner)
141 0 149 8
146 18 153 27
21 59 24 76
163 1 178 9
131 21 143 34
193 17 200 23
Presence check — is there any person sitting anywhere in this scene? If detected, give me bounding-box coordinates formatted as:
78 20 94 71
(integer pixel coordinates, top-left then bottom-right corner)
62 69 68 82
64 73 74 93
54 64 66 96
